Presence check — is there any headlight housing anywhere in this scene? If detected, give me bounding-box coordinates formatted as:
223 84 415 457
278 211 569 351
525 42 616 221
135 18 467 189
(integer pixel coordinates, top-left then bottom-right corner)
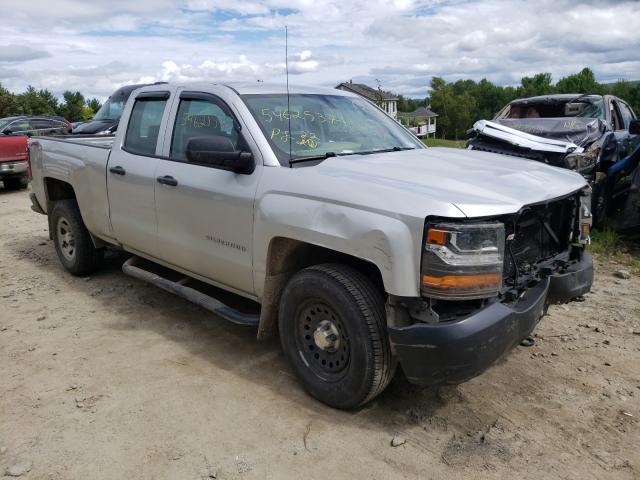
421 222 505 300
565 144 600 173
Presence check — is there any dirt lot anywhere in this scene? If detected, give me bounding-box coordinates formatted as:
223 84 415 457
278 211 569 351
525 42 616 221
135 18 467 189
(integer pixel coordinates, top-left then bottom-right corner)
1 187 639 480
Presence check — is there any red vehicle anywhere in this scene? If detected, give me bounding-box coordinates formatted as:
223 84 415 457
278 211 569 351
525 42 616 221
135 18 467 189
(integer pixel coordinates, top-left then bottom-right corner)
0 116 71 190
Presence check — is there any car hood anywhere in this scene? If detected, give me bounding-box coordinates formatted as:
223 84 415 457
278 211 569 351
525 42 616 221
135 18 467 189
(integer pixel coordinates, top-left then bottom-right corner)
314 147 587 218
494 117 606 146
72 119 117 134
473 117 606 152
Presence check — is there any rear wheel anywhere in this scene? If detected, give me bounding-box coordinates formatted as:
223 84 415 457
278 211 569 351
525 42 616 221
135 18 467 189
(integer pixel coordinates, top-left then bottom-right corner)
278 264 396 409
2 176 27 190
50 200 103 275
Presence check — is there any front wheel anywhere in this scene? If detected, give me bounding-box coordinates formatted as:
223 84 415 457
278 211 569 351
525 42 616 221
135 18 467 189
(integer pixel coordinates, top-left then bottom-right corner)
278 264 396 409
50 200 103 276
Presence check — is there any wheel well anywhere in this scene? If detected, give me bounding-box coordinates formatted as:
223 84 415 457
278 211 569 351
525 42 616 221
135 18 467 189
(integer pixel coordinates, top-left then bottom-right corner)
45 177 76 205
257 237 385 340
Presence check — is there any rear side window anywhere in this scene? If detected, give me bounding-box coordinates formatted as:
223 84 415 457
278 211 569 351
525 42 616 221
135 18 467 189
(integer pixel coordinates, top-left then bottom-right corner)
124 97 168 156
170 97 243 161
32 119 53 130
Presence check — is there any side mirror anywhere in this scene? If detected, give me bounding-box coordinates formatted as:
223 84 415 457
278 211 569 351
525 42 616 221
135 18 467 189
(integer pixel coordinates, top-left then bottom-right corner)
2 129 12 135
629 119 640 135
186 136 255 175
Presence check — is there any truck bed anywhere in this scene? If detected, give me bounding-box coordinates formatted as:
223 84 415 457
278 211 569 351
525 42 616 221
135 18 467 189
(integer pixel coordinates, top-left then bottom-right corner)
29 134 116 242
35 134 116 149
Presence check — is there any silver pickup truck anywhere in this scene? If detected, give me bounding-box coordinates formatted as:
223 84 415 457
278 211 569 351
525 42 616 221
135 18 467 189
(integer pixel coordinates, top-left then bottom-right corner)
29 82 594 408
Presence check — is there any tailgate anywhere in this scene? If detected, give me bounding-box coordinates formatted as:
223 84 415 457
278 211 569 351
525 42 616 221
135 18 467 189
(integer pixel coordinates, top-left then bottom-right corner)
0 135 28 162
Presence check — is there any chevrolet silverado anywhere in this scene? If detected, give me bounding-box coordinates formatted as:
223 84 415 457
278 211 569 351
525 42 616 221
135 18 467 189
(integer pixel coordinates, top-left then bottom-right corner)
28 83 594 408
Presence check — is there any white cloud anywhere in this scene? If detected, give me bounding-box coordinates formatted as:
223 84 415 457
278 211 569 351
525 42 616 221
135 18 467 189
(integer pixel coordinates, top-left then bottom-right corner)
0 0 638 100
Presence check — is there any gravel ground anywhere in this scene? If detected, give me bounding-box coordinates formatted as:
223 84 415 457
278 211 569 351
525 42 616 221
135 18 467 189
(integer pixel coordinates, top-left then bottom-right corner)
1 187 639 480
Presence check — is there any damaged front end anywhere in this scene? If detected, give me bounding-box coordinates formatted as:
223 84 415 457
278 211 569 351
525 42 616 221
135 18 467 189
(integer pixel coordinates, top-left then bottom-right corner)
386 190 594 386
467 119 618 225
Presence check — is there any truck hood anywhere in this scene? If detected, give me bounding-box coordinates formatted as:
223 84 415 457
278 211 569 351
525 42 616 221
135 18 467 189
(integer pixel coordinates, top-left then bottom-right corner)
72 119 117 134
315 147 587 217
471 118 605 153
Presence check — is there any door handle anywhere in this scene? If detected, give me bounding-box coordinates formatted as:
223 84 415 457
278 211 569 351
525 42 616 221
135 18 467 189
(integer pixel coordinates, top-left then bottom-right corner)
156 175 178 187
109 166 126 176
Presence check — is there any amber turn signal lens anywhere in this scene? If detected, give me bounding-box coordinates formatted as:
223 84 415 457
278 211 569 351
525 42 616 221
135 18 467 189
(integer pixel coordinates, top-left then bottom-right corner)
581 223 590 236
422 272 501 291
426 229 447 245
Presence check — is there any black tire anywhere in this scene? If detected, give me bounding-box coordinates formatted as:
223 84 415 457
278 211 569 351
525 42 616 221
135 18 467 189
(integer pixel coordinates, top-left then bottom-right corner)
2 176 27 190
278 264 396 409
50 199 103 276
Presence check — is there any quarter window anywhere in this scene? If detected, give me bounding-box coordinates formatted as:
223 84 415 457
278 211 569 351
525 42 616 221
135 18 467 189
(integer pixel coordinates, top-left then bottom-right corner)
170 97 243 161
124 97 168 156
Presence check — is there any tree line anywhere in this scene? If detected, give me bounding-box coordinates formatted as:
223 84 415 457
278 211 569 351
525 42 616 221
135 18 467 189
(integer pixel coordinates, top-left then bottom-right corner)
0 84 102 122
400 68 640 140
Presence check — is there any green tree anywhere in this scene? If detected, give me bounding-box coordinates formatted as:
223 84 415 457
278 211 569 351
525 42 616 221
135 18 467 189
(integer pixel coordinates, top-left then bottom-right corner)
0 83 17 117
14 86 58 115
57 91 86 121
519 72 554 97
556 67 603 94
86 98 102 114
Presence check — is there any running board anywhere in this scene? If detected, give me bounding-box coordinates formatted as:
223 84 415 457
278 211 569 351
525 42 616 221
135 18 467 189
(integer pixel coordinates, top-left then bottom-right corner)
122 257 260 326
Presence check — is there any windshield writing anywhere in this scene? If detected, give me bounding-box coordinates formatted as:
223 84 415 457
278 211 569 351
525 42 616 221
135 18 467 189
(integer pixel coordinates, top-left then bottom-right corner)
242 94 423 164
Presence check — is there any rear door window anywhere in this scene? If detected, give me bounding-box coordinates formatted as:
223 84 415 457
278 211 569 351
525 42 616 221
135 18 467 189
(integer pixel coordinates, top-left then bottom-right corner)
124 95 168 156
31 119 55 133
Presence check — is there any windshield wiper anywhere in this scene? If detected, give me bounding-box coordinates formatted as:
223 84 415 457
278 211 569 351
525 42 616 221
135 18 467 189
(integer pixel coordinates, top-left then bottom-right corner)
289 151 336 166
289 146 415 166
353 146 416 155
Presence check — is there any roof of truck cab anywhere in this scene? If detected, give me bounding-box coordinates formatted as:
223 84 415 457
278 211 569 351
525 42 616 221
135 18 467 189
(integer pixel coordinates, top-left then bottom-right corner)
509 94 600 104
140 82 354 96
225 82 353 96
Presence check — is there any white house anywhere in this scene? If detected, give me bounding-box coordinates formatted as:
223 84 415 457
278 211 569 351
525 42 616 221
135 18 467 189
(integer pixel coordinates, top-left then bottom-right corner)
399 106 438 137
335 81 398 119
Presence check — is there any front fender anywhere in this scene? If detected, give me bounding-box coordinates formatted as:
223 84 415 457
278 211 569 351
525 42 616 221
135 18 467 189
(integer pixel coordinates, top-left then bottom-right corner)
253 192 425 297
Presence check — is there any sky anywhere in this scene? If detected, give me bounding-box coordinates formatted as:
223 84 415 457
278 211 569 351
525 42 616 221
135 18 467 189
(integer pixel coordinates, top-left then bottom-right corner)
1 0 639 100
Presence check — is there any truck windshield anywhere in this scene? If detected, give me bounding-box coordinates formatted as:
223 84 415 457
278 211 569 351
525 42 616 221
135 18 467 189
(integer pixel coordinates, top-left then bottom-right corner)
93 97 126 121
497 96 605 120
242 94 424 165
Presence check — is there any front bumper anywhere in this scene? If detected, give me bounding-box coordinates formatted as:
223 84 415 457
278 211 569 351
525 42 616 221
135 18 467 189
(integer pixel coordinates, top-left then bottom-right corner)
388 253 593 386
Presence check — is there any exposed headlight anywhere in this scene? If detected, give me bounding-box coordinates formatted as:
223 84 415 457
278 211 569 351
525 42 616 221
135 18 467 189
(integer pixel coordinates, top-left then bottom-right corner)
565 144 599 173
578 190 592 245
421 222 505 300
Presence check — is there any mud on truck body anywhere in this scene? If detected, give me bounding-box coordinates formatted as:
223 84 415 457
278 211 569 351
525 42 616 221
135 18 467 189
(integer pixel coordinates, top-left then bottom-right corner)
467 94 640 231
29 83 593 408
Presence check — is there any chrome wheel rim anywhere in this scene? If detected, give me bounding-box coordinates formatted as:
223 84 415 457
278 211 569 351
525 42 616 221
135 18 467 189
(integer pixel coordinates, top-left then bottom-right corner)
56 217 76 261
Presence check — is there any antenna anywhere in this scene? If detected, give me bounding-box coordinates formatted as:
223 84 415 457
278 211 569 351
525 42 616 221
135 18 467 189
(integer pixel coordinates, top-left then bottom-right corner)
285 25 293 166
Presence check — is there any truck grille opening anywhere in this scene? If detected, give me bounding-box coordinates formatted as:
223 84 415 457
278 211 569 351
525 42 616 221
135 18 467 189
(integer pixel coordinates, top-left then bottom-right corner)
502 195 577 285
